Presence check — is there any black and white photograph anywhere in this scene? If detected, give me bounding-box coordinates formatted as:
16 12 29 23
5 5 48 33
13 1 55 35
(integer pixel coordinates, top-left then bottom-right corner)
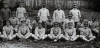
0 0 100 48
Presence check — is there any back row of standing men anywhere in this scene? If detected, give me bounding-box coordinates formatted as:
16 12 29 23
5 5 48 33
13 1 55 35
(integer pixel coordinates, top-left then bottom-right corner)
0 1 99 42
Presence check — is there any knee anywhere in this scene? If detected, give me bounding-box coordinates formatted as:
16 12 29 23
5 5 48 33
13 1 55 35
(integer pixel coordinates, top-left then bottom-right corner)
76 35 80 37
48 34 51 37
79 35 84 38
92 36 96 39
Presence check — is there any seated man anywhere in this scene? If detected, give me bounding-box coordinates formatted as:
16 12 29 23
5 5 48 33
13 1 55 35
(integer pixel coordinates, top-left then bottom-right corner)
88 17 99 37
46 16 53 34
79 22 96 42
9 11 18 26
62 22 79 41
34 22 47 40
9 11 19 33
0 20 16 40
24 13 32 30
48 22 63 42
16 19 37 39
32 16 41 34
63 13 74 31
77 17 84 29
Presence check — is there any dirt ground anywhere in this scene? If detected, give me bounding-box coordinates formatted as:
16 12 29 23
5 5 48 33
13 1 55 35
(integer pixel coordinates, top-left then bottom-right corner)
0 9 100 48
0 39 100 48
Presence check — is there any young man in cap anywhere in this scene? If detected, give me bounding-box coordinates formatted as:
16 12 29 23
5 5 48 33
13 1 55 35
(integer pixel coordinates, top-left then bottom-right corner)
62 22 79 41
46 16 53 34
9 11 19 33
1 2 11 26
0 20 16 40
9 11 18 26
53 6 65 29
34 22 47 41
16 2 26 19
88 17 99 37
79 22 96 42
63 13 75 31
32 16 41 34
24 13 32 30
70 3 81 28
77 17 84 29
38 3 50 29
48 22 62 42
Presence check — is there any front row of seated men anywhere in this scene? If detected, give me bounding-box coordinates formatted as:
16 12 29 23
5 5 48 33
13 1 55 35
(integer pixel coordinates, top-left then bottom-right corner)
0 18 97 42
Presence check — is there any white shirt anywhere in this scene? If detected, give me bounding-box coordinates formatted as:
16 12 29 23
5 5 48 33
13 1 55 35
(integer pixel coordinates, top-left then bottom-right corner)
3 25 13 34
50 27 61 36
9 17 18 25
70 9 81 22
38 8 50 21
80 28 93 37
35 27 46 37
88 21 99 28
18 25 30 35
63 19 75 29
64 19 74 26
53 9 65 23
16 7 26 19
65 28 76 36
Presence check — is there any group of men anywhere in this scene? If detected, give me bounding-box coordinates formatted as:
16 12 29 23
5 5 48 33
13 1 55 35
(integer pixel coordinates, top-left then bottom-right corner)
0 2 99 42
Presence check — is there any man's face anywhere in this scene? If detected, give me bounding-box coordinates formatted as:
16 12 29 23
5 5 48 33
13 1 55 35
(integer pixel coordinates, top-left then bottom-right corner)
92 18 96 22
38 23 42 28
25 14 28 18
4 4 8 8
12 13 16 17
43 5 46 8
58 6 61 10
19 3 23 7
73 5 77 9
68 23 73 28
18 18 21 21
80 18 84 22
36 17 40 21
6 21 10 25
48 18 51 21
21 21 26 25
68 16 72 19
54 24 58 27
84 23 88 27
12 24 16 27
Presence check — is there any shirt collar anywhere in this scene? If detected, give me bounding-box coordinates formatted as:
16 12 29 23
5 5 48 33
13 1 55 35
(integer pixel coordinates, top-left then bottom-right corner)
57 9 61 11
42 8 46 9
6 25 11 27
72 8 78 10
19 7 23 8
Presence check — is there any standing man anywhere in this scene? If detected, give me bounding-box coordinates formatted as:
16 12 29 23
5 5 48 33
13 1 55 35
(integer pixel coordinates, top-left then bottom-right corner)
70 3 81 28
38 3 50 29
53 6 65 29
16 2 26 20
1 2 11 26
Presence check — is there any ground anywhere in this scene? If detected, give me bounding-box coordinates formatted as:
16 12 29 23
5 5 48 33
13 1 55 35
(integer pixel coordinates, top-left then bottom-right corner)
0 9 100 48
0 39 100 48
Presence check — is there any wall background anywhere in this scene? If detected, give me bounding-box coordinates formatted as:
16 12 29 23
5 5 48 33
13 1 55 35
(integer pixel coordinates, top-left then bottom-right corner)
1 0 100 11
